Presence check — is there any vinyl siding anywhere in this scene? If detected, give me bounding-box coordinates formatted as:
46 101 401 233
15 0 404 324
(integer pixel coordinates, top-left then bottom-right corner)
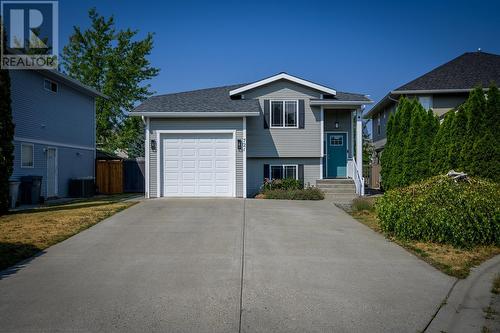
148 118 244 198
10 140 94 197
10 70 95 147
8 70 96 198
246 158 320 197
244 80 322 158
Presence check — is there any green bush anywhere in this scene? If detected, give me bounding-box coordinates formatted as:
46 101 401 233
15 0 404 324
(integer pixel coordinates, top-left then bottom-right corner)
262 178 302 191
376 175 500 248
263 187 324 200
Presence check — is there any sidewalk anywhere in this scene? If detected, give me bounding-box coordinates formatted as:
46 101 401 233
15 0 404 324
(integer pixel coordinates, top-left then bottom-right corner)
426 255 500 332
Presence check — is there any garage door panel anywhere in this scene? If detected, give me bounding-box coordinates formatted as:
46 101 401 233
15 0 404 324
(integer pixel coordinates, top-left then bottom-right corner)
162 133 234 197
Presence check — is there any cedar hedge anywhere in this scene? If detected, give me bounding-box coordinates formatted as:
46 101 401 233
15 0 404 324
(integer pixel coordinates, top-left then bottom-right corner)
376 175 500 248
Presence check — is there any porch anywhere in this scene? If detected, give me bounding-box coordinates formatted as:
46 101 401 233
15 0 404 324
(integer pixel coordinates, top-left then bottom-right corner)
313 101 366 195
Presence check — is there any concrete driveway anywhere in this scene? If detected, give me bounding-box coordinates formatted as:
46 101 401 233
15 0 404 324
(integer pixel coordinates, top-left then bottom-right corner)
0 199 454 332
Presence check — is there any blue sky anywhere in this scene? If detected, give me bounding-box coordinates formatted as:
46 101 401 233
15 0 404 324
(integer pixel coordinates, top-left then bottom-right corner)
58 0 500 111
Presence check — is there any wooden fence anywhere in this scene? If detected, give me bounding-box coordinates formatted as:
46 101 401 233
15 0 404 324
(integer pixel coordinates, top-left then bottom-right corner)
96 159 145 194
96 160 123 194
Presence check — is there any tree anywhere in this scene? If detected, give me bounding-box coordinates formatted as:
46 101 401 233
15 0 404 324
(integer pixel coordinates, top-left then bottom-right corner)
460 87 486 171
0 29 15 213
380 111 395 190
429 111 455 175
61 8 159 155
467 84 500 181
448 105 467 170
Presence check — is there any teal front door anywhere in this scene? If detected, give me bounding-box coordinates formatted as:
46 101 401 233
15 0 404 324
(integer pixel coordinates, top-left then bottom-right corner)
326 133 347 178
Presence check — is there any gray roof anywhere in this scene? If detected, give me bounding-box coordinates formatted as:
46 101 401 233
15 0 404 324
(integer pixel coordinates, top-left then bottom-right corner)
332 91 372 102
134 84 261 113
365 51 500 118
134 82 370 114
394 51 500 92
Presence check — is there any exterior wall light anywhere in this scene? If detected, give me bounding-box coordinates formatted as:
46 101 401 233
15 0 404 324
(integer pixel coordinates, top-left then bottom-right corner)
335 121 339 129
150 139 157 152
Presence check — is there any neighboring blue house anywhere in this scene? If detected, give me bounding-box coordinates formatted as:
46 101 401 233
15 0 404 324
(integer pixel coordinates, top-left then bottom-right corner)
9 69 105 199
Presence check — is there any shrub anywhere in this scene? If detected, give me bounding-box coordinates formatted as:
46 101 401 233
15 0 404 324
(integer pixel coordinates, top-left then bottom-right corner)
351 197 376 212
376 175 500 248
263 187 324 200
261 178 302 192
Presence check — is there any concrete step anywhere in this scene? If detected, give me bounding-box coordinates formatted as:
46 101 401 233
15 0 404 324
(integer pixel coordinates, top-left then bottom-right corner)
316 179 354 185
319 188 357 194
316 183 356 190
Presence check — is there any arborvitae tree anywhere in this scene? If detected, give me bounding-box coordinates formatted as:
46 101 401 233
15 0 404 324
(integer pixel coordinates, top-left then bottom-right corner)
448 105 467 170
485 84 500 137
429 111 455 175
390 97 412 187
467 84 500 181
460 87 486 172
380 112 395 190
401 100 427 186
0 57 15 213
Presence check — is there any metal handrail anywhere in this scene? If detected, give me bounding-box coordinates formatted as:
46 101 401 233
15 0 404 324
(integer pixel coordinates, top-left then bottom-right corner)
351 157 365 196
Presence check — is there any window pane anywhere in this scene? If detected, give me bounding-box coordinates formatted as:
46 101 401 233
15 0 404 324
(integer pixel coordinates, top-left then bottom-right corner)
22 144 33 167
271 165 283 179
285 101 297 127
330 136 343 146
284 166 297 179
271 101 283 127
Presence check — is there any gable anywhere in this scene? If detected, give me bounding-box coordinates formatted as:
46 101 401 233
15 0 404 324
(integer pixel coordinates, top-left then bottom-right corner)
229 73 337 96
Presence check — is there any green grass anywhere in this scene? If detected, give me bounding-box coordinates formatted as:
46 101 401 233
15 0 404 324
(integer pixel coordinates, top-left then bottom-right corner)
0 195 137 271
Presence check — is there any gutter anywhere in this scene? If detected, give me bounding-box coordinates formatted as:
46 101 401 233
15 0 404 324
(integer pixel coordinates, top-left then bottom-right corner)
129 111 261 117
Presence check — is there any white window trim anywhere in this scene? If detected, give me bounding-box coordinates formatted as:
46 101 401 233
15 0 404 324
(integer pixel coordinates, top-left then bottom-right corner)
21 143 34 168
269 164 299 180
44 78 58 93
270 100 299 128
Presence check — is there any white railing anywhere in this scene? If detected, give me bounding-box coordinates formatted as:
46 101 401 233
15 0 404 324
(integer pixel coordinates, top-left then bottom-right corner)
351 157 365 196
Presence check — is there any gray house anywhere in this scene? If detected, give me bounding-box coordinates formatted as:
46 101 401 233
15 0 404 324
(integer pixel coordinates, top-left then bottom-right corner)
131 73 372 198
365 51 500 188
9 69 105 198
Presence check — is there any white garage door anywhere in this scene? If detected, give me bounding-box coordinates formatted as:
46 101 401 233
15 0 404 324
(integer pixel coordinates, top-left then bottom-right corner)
162 133 235 197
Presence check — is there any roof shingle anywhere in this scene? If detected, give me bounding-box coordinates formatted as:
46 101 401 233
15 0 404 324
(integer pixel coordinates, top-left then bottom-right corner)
394 51 500 92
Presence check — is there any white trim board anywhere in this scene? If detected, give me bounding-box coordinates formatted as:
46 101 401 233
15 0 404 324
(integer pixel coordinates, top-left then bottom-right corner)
243 117 247 198
145 117 150 198
14 137 95 151
229 73 337 96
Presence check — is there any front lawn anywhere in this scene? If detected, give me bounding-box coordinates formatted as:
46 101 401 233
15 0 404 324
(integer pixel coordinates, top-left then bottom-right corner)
0 195 137 271
350 197 500 279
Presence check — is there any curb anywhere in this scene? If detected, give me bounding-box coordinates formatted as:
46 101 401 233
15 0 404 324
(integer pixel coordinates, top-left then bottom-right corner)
425 254 500 332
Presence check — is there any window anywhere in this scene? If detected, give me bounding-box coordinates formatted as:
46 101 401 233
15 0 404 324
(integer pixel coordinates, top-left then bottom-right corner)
21 143 34 168
330 135 343 146
44 79 58 93
270 100 298 128
270 165 298 180
418 96 432 110
377 115 381 135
